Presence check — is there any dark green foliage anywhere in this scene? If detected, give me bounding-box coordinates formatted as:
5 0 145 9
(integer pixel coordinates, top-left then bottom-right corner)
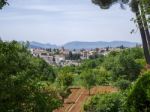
117 53 141 80
56 73 73 102
144 0 150 14
84 93 124 112
135 59 146 69
103 49 142 81
94 67 111 85
59 66 76 74
80 56 104 69
126 71 150 112
92 0 129 9
82 60 97 68
0 40 145 111
57 73 73 88
122 48 144 59
30 58 56 81
114 79 131 90
0 41 61 112
89 54 104 59
0 0 7 9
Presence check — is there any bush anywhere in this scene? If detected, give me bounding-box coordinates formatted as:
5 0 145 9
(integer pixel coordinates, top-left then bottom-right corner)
114 79 131 90
103 51 141 81
84 93 124 112
0 41 61 112
126 71 150 112
94 67 111 85
80 70 97 95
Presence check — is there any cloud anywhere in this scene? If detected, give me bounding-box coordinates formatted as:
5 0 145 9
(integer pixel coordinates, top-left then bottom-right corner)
22 5 63 13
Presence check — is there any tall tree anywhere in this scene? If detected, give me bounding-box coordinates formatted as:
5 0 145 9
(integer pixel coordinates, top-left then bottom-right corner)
92 0 150 65
0 41 61 111
130 0 150 64
80 70 96 95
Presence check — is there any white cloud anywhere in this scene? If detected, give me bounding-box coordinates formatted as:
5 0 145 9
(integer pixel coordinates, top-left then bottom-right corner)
22 5 62 12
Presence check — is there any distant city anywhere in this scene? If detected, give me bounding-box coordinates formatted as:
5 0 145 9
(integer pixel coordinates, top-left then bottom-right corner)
29 41 142 67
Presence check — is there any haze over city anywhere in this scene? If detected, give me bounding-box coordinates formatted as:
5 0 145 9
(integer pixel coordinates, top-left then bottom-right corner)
0 0 141 45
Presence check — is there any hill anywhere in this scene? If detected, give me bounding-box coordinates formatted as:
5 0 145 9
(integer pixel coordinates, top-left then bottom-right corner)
29 41 139 49
29 41 57 48
63 41 138 49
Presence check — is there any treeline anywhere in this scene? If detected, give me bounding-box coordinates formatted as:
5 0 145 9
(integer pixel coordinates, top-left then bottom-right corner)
0 40 150 112
0 41 62 111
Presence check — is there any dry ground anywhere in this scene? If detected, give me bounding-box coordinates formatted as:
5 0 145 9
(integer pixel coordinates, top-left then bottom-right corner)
54 86 118 112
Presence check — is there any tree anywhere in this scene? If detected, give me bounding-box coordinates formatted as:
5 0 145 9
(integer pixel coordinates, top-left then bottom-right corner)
0 41 61 112
114 79 131 90
0 0 7 9
130 0 150 64
57 73 73 102
92 0 150 65
84 93 124 112
94 67 111 85
126 71 150 112
103 49 141 81
57 73 73 88
80 70 96 95
140 0 150 22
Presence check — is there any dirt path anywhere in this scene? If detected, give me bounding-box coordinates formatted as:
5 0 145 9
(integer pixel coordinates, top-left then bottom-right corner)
54 86 118 112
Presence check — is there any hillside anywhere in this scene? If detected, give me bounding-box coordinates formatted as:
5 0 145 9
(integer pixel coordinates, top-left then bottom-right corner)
29 41 139 49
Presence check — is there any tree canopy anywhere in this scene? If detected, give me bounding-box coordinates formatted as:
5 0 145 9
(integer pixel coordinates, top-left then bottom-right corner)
0 0 7 9
0 41 61 112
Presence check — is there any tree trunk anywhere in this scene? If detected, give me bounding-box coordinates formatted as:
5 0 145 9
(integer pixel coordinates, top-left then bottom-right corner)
140 4 150 50
135 11 150 65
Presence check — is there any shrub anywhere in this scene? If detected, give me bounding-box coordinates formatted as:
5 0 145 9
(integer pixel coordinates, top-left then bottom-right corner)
84 93 124 112
126 71 150 112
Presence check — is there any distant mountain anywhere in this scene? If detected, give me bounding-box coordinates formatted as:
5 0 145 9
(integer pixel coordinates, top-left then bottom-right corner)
29 41 57 48
29 41 139 49
63 41 139 49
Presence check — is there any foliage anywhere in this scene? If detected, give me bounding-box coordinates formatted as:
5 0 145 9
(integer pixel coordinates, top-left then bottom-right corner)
56 73 73 102
89 54 104 59
84 92 125 112
103 49 142 81
94 67 111 85
80 56 104 69
144 0 150 14
0 0 7 9
135 59 146 69
59 66 76 74
0 40 146 111
126 71 150 112
122 47 144 59
80 70 97 95
92 0 128 9
114 79 131 90
57 73 73 88
0 41 61 112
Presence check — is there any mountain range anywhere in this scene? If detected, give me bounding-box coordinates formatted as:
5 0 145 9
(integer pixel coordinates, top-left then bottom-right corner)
29 41 140 49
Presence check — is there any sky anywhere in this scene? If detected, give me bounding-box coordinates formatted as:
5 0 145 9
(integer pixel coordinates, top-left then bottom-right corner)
0 0 141 45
